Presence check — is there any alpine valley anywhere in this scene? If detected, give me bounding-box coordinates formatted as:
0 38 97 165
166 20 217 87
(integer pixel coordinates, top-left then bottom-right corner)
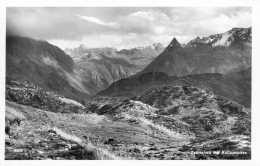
64 43 164 90
5 27 251 160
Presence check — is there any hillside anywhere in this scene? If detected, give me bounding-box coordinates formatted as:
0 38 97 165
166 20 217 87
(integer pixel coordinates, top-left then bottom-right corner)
98 68 251 108
85 85 251 159
6 36 100 100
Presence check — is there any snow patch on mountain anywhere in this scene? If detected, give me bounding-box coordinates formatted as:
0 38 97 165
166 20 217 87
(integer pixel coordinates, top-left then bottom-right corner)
135 43 164 51
187 27 251 48
212 31 234 47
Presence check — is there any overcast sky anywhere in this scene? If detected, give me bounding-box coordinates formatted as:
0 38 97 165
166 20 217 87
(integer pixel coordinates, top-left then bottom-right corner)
6 7 251 50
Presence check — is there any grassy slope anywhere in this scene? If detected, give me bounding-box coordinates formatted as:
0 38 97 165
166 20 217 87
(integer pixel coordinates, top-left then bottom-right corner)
5 100 189 160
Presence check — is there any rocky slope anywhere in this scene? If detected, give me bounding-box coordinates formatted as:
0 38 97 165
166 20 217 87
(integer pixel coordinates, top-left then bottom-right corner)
64 43 164 90
98 68 251 108
87 85 251 159
6 36 100 100
5 81 251 160
5 101 128 160
6 78 86 114
186 27 251 48
140 27 251 77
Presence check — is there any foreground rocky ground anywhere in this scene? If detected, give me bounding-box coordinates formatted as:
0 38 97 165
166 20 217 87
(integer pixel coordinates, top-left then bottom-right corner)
87 86 251 159
5 80 251 160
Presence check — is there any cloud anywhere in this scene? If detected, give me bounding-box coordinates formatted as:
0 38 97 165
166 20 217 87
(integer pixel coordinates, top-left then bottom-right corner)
167 7 252 38
128 10 170 23
7 8 93 40
6 7 252 49
107 9 174 40
77 15 120 28
6 8 120 40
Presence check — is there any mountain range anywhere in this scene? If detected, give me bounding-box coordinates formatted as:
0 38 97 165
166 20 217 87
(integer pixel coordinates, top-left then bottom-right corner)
64 43 164 90
140 27 251 77
6 27 251 105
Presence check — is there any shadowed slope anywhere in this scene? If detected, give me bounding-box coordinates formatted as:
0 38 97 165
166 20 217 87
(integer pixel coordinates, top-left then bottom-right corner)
98 68 251 107
6 36 99 100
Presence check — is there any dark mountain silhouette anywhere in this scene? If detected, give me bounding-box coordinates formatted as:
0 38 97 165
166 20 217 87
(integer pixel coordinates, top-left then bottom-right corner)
166 37 182 49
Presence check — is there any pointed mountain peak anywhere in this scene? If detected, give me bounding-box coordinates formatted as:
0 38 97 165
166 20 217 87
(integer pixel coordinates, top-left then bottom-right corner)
168 37 181 49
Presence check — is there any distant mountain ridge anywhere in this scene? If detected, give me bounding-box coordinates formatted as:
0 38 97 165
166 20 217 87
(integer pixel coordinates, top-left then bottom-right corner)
135 43 164 51
64 43 165 90
64 43 164 59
